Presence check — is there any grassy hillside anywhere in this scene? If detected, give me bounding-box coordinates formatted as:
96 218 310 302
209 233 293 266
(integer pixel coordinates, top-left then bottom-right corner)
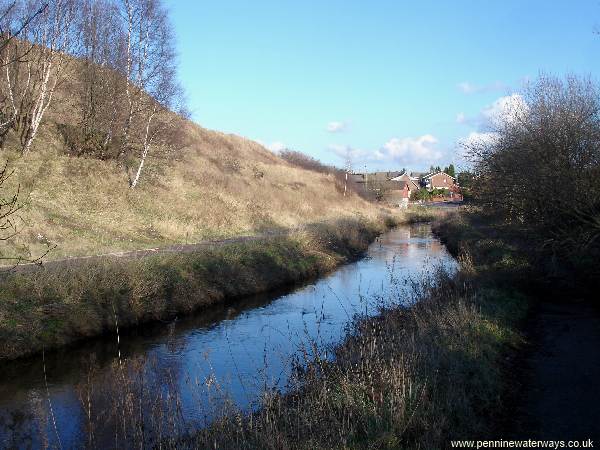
1 115 381 261
0 47 404 358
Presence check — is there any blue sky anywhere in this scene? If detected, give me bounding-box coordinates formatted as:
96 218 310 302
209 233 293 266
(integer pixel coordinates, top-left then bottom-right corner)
169 0 600 171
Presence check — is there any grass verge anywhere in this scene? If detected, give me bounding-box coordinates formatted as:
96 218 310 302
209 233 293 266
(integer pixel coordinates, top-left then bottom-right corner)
0 215 408 361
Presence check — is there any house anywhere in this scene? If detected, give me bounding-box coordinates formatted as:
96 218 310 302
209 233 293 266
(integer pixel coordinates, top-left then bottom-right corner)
350 171 402 185
421 171 456 190
381 182 411 207
420 171 463 201
409 171 426 182
349 171 402 200
390 173 421 195
348 169 462 204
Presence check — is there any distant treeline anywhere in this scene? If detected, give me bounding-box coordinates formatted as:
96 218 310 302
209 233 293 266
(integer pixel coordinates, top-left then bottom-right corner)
279 149 367 198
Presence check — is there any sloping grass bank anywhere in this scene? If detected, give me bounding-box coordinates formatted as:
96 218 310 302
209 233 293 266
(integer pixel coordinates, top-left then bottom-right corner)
173 210 531 449
1 215 406 361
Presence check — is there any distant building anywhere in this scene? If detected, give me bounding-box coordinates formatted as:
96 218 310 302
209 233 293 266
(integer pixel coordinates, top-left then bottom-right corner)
350 171 402 184
349 169 461 204
390 173 421 195
409 171 426 181
421 171 456 190
350 171 402 200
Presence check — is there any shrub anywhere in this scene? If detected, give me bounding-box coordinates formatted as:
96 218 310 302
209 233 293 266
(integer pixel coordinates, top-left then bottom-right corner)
463 75 600 286
279 150 330 174
279 149 368 199
411 189 431 201
57 123 122 160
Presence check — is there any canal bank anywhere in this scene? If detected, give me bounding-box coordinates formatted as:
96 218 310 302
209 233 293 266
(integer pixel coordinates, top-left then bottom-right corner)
0 217 386 362
187 216 530 449
434 211 600 442
0 221 454 448
0 209 444 362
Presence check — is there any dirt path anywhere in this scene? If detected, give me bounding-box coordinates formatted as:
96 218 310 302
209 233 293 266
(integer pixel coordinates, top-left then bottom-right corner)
0 229 289 275
513 299 600 440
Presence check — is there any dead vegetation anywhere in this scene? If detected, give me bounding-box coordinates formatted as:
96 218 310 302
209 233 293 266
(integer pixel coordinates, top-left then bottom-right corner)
182 262 526 448
0 129 385 261
464 75 600 290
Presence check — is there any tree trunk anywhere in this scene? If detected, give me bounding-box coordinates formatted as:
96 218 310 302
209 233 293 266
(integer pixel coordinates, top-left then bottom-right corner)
130 107 155 189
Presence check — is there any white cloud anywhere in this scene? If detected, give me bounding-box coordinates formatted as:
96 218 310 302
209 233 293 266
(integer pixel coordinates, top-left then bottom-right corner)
457 81 506 95
376 135 443 165
456 94 528 167
456 94 527 133
459 131 498 148
456 131 498 166
328 135 443 168
326 121 347 133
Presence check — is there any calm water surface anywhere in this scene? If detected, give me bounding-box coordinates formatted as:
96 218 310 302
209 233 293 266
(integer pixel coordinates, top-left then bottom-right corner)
0 223 456 448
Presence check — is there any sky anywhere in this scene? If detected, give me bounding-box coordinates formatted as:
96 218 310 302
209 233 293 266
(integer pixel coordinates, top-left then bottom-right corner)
169 0 600 172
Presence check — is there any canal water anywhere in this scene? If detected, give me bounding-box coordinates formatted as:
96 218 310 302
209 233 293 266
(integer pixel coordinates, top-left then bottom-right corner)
0 223 456 448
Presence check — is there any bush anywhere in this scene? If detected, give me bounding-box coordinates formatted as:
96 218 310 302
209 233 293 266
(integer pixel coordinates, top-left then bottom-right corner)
410 188 449 201
279 150 330 174
411 189 431 201
57 123 122 160
464 75 600 285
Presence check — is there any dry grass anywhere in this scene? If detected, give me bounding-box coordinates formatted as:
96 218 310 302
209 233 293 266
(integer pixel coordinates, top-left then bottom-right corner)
178 211 529 449
0 116 387 261
182 271 527 449
0 210 532 448
176 212 530 449
403 204 452 224
67 245 528 449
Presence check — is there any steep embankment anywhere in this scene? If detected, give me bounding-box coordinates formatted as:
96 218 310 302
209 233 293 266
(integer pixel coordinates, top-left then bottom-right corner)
1 113 381 261
0 64 402 360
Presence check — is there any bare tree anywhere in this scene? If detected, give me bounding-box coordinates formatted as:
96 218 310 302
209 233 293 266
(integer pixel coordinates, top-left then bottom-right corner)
17 0 76 154
0 1 48 147
464 74 600 259
118 0 181 188
0 1 52 266
74 0 125 157
1 0 183 184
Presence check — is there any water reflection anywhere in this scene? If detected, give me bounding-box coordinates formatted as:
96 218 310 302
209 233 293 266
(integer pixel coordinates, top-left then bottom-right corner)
0 223 456 448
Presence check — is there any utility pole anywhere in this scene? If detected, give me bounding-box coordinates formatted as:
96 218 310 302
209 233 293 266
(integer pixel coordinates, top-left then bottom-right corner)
344 149 352 197
344 171 348 196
